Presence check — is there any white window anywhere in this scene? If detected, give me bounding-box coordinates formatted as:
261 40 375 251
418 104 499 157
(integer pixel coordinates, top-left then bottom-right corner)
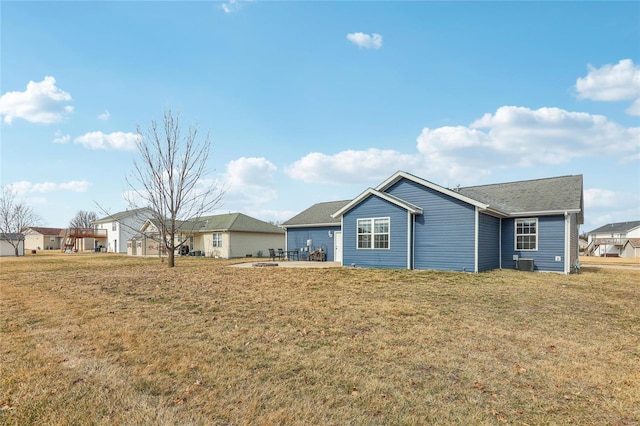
515 218 537 251
357 218 390 249
212 233 223 248
112 222 117 231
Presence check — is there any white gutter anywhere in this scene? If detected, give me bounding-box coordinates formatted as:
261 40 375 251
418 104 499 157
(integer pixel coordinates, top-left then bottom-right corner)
509 209 581 217
282 223 341 229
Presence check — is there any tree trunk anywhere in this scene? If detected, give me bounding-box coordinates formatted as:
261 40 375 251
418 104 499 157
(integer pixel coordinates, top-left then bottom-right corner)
14 245 20 257
168 247 175 267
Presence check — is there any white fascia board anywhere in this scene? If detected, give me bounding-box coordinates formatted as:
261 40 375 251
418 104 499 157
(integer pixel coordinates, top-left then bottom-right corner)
376 171 489 210
282 223 341 229
508 209 581 217
139 219 155 232
331 188 423 218
332 188 375 218
478 207 508 218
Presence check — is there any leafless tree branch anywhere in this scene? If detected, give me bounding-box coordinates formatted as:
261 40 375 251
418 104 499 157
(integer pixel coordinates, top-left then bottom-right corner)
124 109 226 267
0 187 43 256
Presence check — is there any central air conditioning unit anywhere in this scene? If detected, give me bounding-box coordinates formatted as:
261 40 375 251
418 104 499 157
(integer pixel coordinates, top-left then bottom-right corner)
518 258 535 272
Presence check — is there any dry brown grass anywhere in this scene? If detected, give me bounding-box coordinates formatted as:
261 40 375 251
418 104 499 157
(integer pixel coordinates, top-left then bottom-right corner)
580 255 640 266
1 253 638 425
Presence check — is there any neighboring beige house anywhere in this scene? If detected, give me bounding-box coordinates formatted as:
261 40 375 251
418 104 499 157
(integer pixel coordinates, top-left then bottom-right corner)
23 227 65 250
93 208 156 253
586 220 640 257
1 233 24 256
129 213 285 258
622 239 640 258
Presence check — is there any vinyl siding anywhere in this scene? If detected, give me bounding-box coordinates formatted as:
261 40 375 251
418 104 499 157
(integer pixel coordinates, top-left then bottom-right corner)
385 178 475 272
501 215 565 272
227 232 285 259
342 196 408 269
478 213 500 272
286 226 340 261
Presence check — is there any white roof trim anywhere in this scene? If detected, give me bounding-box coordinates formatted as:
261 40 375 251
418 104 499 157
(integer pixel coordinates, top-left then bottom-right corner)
508 209 582 217
376 171 490 210
331 188 423 218
282 222 341 229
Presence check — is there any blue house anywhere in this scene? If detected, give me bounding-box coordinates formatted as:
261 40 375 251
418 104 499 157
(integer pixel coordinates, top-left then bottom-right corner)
282 200 350 261
285 171 584 273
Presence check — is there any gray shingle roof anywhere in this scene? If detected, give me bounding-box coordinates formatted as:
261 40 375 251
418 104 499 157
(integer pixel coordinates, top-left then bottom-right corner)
282 200 351 227
1 233 25 241
196 213 284 234
284 174 584 228
24 227 65 236
458 175 583 221
148 213 284 234
587 220 640 234
94 207 155 224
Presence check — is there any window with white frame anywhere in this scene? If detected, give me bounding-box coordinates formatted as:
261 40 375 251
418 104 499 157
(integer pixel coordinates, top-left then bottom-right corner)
212 233 223 248
112 222 117 231
357 217 390 249
515 218 537 250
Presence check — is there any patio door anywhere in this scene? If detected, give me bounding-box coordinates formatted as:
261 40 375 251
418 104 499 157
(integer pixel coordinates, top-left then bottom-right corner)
334 231 343 264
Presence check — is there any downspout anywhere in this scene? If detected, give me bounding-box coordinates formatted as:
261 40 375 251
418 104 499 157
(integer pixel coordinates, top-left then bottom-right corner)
413 215 416 270
564 212 570 274
499 218 502 270
341 216 345 266
284 227 288 252
407 211 411 270
474 207 479 273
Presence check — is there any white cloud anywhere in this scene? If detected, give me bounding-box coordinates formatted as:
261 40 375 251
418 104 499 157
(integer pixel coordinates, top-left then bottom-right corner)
0 76 73 124
626 98 640 117
224 157 278 205
226 157 277 186
52 130 71 144
583 187 640 232
98 110 111 121
346 32 383 49
286 105 639 186
575 59 640 116
286 149 423 185
584 188 640 210
74 131 139 151
221 0 239 13
465 106 638 160
6 180 90 195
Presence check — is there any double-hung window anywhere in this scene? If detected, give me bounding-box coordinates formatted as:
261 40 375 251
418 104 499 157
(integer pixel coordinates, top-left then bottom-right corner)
515 218 537 250
212 233 223 248
357 217 390 249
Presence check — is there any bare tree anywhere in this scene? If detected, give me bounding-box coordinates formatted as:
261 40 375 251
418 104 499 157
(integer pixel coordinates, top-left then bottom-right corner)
126 109 224 267
0 187 43 256
69 210 98 229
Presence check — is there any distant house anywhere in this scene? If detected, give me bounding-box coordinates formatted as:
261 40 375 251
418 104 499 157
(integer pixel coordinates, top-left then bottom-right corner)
282 200 350 262
129 212 285 258
586 221 640 257
622 239 640 258
93 208 156 253
23 227 65 250
287 171 584 273
0 233 25 256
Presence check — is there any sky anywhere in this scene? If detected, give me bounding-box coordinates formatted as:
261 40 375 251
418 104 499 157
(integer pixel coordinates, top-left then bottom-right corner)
1 1 639 233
